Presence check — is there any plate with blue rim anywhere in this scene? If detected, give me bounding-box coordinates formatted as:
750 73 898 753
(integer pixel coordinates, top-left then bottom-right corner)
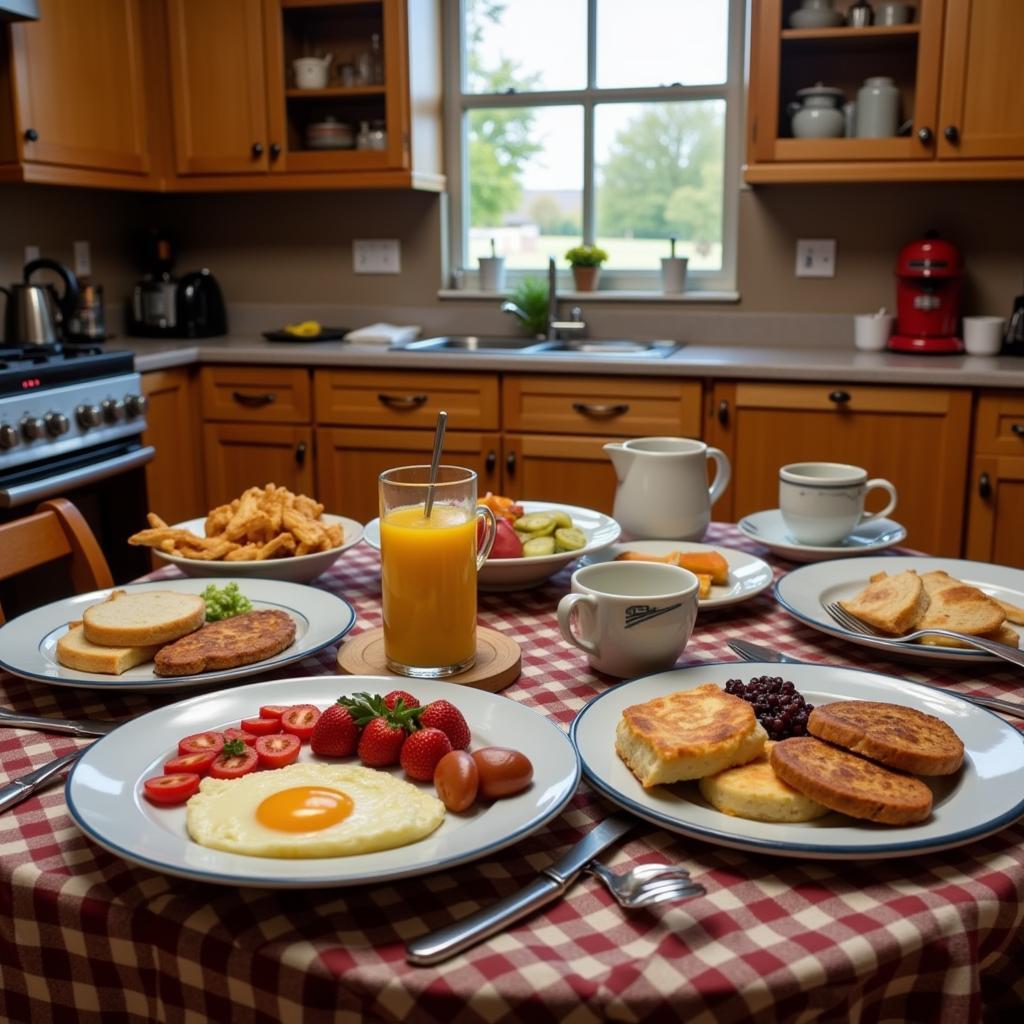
570 662 1024 860
67 675 581 887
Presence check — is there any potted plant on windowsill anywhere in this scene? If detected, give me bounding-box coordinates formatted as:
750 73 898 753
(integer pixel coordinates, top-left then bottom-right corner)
565 244 608 292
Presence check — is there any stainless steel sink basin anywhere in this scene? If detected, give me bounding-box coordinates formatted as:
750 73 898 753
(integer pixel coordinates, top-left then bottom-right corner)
403 336 679 358
403 336 552 352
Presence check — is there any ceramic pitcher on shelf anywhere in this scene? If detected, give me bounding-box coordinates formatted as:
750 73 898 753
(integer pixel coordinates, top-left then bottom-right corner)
604 437 731 540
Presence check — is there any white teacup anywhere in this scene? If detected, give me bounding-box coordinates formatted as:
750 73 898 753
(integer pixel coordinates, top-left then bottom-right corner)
779 462 898 546
557 562 699 678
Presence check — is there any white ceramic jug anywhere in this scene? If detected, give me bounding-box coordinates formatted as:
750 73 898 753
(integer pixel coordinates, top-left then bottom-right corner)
604 437 731 540
293 54 334 90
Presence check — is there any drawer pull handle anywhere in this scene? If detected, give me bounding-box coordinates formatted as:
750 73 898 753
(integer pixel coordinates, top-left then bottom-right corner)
572 401 630 419
916 126 933 145
944 125 960 145
251 142 264 158
506 451 516 477
717 399 729 427
1012 423 1024 438
979 472 991 500
378 393 428 410
232 391 277 408
295 441 307 467
829 390 851 405
485 449 496 474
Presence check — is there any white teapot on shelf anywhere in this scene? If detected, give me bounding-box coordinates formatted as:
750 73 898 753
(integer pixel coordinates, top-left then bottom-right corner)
604 437 731 540
293 54 333 90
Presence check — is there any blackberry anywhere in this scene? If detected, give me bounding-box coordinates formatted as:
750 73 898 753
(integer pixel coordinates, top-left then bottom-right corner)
724 675 813 741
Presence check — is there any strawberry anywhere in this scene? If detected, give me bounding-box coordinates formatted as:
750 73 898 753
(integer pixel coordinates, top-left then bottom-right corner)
336 692 423 767
383 689 420 712
309 703 360 757
400 728 452 782
419 700 470 750
357 717 408 767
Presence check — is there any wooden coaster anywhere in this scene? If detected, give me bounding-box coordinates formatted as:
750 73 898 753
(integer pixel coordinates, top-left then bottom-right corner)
336 626 521 693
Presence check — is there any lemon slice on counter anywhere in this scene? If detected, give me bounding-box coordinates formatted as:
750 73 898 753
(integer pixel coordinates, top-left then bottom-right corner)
283 320 322 338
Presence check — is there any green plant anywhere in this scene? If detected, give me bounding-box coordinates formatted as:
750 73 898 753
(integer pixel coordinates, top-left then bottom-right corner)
564 244 609 268
509 277 549 337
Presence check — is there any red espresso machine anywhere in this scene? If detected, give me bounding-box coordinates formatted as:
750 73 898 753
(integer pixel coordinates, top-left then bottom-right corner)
888 235 964 354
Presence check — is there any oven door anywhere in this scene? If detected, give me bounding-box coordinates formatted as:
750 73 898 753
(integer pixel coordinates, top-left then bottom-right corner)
0 440 154 617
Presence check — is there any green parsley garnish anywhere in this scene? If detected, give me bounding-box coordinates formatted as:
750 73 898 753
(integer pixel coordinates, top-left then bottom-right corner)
201 582 253 622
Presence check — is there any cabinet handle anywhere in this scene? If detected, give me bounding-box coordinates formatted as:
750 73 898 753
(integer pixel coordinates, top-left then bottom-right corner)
232 390 277 408
377 393 428 410
944 125 960 144
251 142 264 158
1011 423 1024 438
269 142 281 160
295 441 307 467
828 390 851 405
485 449 496 474
506 451 516 477
572 401 629 419
916 126 933 145
23 128 38 142
979 472 991 500
717 399 729 427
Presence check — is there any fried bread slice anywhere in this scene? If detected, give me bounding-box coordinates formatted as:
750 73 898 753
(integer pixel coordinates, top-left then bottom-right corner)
808 701 964 776
919 622 1020 649
82 589 205 647
838 570 927 635
916 583 1005 637
615 683 767 789
153 609 296 677
769 737 932 825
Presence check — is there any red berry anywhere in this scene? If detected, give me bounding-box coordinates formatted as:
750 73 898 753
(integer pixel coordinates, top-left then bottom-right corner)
310 704 360 757
400 728 453 782
384 690 420 711
419 700 470 750
357 717 407 767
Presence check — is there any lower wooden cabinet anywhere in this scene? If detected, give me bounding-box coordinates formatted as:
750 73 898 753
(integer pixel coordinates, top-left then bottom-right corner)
202 422 313 507
965 456 1024 568
503 435 620 513
141 368 203 521
316 428 502 524
708 382 973 556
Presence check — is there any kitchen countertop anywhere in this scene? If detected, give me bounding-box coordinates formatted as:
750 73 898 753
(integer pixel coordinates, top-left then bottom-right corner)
109 335 1024 388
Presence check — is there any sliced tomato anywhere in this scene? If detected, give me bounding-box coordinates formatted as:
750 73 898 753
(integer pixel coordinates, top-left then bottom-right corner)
280 704 321 741
240 716 281 736
209 746 259 780
163 750 217 776
255 733 301 769
143 773 201 806
259 705 290 720
178 731 224 756
223 727 258 747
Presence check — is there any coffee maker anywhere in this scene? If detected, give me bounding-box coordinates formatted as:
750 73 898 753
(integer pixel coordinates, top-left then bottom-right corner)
888 234 964 354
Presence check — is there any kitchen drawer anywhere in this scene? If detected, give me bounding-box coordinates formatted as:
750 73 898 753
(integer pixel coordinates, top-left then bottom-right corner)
200 366 312 423
314 370 499 430
727 382 961 415
503 376 702 437
973 392 1024 456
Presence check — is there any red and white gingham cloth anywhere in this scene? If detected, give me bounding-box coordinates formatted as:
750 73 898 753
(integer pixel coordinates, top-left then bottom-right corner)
2 524 1023 1024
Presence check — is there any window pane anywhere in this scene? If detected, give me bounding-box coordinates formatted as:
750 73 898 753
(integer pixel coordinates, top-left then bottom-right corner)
466 106 583 271
595 101 725 271
465 0 586 94
596 0 728 88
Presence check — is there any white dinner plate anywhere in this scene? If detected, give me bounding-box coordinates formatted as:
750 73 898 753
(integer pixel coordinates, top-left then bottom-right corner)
364 501 621 591
775 556 1024 664
579 540 774 610
67 675 581 887
738 509 907 563
571 662 1024 860
0 579 356 691
154 514 364 584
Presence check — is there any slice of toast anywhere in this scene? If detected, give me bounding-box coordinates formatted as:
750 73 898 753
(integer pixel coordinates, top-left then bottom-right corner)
82 589 206 647
995 599 1024 626
839 570 928 635
920 622 1020 649
916 584 1005 637
56 621 161 675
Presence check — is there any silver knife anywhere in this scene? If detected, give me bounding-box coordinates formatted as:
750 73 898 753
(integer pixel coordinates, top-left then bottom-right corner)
405 813 635 966
0 749 83 814
728 639 1024 721
0 707 119 738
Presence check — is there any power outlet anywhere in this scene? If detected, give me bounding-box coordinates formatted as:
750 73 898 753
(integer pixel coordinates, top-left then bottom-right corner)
353 239 401 274
795 238 837 278
73 240 92 277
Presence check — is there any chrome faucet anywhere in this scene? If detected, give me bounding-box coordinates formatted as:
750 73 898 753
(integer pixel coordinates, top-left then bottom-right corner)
499 257 588 341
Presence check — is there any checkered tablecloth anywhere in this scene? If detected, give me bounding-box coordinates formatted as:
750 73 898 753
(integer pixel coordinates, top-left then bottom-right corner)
2 524 1023 1024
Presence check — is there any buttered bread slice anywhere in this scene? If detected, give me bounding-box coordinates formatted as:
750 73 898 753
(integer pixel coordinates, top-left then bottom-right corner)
82 589 205 647
615 683 767 789
838 570 927 635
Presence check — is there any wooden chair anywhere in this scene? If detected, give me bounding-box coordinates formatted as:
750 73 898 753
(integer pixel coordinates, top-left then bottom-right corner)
0 498 113 625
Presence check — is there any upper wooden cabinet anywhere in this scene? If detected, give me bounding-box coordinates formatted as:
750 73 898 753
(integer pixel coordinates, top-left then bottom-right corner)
746 0 1024 183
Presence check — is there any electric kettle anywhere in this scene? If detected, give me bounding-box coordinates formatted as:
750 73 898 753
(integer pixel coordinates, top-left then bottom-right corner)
0 257 80 347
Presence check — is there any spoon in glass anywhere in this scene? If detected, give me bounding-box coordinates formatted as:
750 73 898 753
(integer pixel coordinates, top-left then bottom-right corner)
423 409 448 519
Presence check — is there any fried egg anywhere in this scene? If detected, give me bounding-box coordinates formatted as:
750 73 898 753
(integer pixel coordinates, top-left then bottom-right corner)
185 762 445 858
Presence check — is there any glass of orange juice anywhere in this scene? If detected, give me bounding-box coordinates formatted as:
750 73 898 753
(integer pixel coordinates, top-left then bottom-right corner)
379 465 497 677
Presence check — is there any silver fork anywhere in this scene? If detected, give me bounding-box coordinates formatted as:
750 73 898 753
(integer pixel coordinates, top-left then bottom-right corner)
824 602 1024 670
585 860 705 908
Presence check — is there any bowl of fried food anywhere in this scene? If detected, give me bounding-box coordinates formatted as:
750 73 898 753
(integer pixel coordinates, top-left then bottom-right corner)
129 484 364 583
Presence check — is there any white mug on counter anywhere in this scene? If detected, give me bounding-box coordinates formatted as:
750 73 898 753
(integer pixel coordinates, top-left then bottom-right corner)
557 562 699 678
854 311 894 351
779 461 898 546
963 316 1005 356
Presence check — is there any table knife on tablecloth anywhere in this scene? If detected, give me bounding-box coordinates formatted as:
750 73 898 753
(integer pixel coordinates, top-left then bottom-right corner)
728 639 1024 721
0 749 83 814
0 707 119 737
405 813 635 966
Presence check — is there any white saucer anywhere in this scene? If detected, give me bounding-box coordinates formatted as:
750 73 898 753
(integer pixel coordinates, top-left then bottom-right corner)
738 509 907 563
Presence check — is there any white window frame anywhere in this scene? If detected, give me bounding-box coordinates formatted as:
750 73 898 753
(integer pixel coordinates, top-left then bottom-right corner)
442 0 745 297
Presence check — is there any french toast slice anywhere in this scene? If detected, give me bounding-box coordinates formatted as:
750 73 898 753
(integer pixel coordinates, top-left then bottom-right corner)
839 570 928 635
808 700 964 776
919 622 1020 649
916 583 1005 637
769 737 933 825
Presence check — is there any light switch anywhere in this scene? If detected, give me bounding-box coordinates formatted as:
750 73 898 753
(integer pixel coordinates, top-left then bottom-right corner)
73 240 92 277
795 239 837 278
353 239 401 274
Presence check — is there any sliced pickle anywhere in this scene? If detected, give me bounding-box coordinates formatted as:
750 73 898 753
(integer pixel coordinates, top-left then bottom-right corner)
514 513 556 537
549 510 573 529
522 536 556 557
554 526 587 552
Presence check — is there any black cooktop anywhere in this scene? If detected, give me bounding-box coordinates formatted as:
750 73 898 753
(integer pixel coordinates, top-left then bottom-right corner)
0 346 135 397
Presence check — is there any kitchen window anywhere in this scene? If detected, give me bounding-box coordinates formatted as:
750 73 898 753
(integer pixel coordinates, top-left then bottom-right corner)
443 0 745 297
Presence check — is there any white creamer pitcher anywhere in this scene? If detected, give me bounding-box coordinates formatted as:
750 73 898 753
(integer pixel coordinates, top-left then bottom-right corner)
604 437 731 540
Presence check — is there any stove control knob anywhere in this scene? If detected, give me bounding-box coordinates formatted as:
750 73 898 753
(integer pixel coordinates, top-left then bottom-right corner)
77 404 103 428
125 394 148 418
102 398 125 423
20 416 45 440
0 423 19 449
45 411 70 437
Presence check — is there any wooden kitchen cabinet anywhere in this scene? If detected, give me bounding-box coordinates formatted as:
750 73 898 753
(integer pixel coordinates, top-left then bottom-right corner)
200 365 312 423
141 368 204 522
707 381 973 556
202 422 313 507
503 434 621 513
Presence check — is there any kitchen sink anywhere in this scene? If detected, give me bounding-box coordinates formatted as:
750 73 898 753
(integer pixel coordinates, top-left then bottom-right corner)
402 336 680 358
403 336 552 352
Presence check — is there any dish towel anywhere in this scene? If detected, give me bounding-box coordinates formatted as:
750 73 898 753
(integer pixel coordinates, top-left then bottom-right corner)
344 323 421 347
